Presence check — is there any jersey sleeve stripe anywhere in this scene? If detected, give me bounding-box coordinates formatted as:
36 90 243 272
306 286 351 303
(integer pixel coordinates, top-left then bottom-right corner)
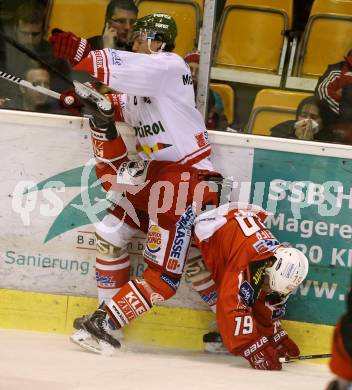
102 49 110 86
177 144 211 167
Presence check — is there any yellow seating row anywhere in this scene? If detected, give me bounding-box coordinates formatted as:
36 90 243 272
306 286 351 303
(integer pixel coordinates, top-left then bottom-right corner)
293 0 352 79
214 0 293 76
48 0 352 87
48 0 203 57
48 0 109 39
210 83 235 124
246 89 312 135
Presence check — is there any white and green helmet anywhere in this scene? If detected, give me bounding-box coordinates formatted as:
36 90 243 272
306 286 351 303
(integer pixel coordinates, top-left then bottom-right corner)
133 13 177 46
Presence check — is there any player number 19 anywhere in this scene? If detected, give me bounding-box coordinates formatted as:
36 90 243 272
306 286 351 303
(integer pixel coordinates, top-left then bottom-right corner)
234 315 253 336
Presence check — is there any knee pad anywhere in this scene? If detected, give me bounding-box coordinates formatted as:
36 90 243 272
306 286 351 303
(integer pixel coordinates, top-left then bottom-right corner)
96 213 137 248
95 214 136 301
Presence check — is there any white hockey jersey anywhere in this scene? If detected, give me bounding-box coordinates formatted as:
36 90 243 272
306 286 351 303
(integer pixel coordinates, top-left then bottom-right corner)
76 48 213 170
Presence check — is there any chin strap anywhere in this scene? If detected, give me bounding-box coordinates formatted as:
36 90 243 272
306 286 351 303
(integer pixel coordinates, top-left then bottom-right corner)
147 38 166 54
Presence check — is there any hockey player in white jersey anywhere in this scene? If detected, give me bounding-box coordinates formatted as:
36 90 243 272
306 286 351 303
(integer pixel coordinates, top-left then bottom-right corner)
51 14 212 169
50 13 216 352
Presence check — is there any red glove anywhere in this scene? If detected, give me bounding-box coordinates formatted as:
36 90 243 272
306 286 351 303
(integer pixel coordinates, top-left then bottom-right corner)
239 336 282 370
49 30 91 66
270 329 300 358
59 89 83 111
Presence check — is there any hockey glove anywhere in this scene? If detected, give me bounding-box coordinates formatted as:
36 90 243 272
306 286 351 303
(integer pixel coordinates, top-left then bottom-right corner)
59 89 83 111
239 336 282 370
270 329 300 358
49 30 91 66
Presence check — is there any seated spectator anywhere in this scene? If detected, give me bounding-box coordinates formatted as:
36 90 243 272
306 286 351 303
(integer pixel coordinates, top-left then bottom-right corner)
2 0 71 100
184 51 229 131
88 0 138 51
316 50 352 130
0 60 68 114
270 96 332 141
18 62 59 113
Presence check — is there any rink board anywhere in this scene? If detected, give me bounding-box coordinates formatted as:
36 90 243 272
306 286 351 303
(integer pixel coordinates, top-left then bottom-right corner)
0 110 351 354
0 288 333 360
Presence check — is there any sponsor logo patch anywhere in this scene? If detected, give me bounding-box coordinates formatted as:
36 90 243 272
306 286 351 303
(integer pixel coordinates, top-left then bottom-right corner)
253 239 280 255
95 271 115 288
239 281 254 306
195 131 209 148
143 224 169 266
167 206 195 274
160 274 180 292
110 50 122 66
200 291 218 306
146 225 162 253
272 305 286 320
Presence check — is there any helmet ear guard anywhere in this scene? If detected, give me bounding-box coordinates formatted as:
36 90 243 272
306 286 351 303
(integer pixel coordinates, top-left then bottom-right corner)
265 247 309 295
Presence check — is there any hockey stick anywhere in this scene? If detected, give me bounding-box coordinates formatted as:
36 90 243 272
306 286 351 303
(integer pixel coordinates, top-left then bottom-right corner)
0 30 73 86
0 70 61 100
279 353 332 363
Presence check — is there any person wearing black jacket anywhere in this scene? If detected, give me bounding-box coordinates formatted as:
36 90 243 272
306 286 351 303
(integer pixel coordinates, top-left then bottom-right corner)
270 96 332 141
87 0 138 51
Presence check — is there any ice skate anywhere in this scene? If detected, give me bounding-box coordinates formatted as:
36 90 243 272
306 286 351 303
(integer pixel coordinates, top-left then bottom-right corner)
203 332 228 354
73 310 124 339
70 305 121 356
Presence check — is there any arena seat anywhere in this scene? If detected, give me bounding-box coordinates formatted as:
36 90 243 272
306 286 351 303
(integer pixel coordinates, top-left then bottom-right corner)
286 0 352 90
211 0 293 87
246 89 312 135
135 0 202 57
48 0 108 39
296 0 352 78
210 83 235 124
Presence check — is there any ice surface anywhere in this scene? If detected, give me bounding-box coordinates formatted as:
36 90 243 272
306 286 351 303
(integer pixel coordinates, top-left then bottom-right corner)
0 330 333 390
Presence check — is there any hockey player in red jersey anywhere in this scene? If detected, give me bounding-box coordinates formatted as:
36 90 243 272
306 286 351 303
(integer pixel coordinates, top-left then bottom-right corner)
327 282 352 389
192 204 308 369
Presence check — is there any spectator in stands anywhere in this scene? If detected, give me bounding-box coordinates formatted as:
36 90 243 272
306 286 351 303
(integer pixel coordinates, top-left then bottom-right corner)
18 62 58 113
270 96 331 141
1 0 70 105
0 60 63 113
184 51 229 131
88 0 138 51
316 50 352 131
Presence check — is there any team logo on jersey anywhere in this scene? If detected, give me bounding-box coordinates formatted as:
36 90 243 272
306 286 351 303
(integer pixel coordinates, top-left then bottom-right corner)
239 281 254 306
253 239 280 255
136 142 172 157
146 225 162 253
